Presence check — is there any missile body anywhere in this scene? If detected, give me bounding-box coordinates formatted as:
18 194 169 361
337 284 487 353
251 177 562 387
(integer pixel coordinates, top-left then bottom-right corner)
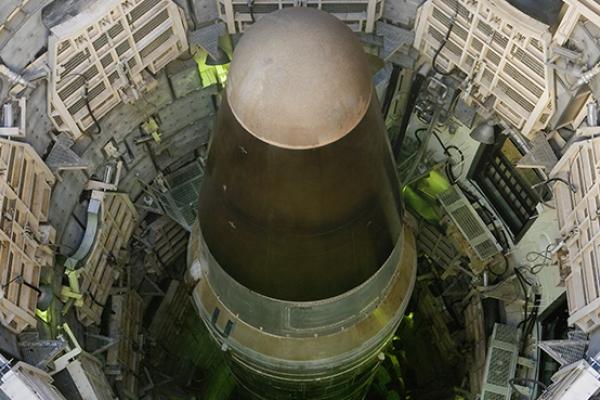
188 8 416 399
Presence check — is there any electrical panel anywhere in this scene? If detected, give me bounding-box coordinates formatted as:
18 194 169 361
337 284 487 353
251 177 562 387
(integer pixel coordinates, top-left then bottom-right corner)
47 0 189 139
106 291 144 397
480 323 519 400
438 185 502 261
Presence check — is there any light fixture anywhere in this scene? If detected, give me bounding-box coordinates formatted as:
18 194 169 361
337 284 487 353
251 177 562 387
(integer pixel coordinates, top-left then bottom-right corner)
205 47 230 66
470 120 496 144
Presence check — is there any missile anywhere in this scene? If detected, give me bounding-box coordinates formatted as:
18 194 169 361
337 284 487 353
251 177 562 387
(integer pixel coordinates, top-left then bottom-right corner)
188 7 416 399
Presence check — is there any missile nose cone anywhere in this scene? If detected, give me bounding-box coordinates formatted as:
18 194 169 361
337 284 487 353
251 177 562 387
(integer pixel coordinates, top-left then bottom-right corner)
191 8 417 399
199 8 402 302
226 8 373 149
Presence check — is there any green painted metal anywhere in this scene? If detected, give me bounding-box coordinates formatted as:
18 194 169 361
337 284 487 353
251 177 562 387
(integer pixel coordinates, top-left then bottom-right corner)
402 169 450 223
194 49 230 87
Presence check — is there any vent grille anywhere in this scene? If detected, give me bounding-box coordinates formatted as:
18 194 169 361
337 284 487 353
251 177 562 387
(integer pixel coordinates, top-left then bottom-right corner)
452 205 485 239
480 324 518 400
108 22 125 38
486 50 501 66
482 69 494 86
511 45 545 78
487 348 512 386
432 7 452 27
475 241 499 259
446 0 470 19
438 186 501 260
93 34 108 51
503 63 543 97
492 32 508 49
100 54 114 69
60 50 89 79
133 9 170 42
438 186 461 204
140 28 173 59
483 392 506 400
471 144 539 240
153 161 204 230
116 40 131 56
477 20 493 36
68 82 107 115
418 222 460 267
130 0 163 22
498 80 535 112
59 76 86 101
108 72 119 84
495 324 519 345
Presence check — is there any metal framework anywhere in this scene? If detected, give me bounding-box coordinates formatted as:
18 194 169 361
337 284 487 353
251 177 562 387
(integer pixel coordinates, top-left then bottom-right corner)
418 221 460 268
107 290 144 398
414 0 555 138
0 356 66 400
0 139 55 333
554 0 600 47
538 360 600 400
65 353 116 400
144 215 188 267
438 185 502 261
217 0 383 34
0 1 47 50
465 295 487 394
64 190 138 326
469 136 540 241
0 97 26 138
148 280 188 342
152 160 204 231
47 0 189 139
480 323 519 400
